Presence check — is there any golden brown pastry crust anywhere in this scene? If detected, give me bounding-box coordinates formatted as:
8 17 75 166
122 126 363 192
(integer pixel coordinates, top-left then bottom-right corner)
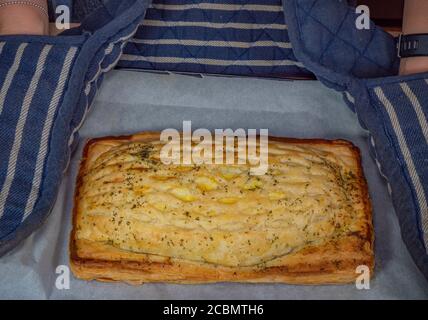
70 132 374 285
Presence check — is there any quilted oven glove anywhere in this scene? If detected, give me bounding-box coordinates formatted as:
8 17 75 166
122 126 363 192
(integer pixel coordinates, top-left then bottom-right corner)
0 0 150 256
283 0 428 280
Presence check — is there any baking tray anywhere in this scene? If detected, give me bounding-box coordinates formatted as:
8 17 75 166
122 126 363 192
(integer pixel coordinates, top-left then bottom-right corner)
0 70 427 299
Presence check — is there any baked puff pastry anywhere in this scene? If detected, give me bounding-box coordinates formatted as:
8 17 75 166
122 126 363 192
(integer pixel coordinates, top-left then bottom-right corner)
70 132 374 284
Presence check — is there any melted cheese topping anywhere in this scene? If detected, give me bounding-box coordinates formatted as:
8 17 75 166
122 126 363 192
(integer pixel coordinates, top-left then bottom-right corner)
76 138 366 267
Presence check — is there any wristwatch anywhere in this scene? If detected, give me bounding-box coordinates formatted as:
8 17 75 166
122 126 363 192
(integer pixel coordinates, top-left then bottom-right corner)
398 33 428 58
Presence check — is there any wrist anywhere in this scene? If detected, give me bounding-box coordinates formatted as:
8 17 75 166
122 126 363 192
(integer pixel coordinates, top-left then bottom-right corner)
400 57 428 75
399 0 428 75
0 1 48 35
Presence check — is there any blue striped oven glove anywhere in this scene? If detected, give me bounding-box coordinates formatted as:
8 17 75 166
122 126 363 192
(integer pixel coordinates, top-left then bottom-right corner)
0 0 149 256
283 0 428 280
116 0 313 78
72 0 313 80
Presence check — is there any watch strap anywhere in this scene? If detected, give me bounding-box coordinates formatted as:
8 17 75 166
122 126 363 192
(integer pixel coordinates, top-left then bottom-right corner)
398 33 428 58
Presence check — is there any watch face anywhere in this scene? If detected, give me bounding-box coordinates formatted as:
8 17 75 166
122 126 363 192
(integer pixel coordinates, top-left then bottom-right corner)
357 0 404 31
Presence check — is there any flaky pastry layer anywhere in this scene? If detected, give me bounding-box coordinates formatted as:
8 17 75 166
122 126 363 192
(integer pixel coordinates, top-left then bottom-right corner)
70 132 374 284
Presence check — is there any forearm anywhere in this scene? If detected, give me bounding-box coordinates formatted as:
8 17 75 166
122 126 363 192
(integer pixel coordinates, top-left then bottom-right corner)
0 0 48 35
399 0 428 75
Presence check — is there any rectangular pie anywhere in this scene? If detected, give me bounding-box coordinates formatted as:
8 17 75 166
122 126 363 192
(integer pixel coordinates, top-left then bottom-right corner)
70 132 374 284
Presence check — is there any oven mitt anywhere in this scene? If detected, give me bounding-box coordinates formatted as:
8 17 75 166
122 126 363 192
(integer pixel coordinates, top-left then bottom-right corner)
283 0 428 280
0 0 149 256
72 0 313 79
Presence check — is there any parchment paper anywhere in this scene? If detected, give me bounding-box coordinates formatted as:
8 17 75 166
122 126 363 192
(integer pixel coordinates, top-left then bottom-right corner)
1 70 427 299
